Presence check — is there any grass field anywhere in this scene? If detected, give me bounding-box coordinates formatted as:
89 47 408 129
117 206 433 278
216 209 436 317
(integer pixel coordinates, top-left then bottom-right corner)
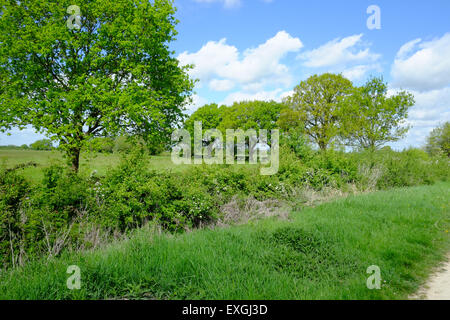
0 149 182 182
1 182 448 300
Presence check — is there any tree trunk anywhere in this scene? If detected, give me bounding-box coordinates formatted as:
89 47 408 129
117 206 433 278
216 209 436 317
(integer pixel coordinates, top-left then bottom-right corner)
69 147 81 173
318 140 327 151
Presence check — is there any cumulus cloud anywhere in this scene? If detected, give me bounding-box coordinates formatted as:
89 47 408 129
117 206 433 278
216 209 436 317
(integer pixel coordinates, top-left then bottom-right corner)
387 87 450 148
209 79 235 91
342 64 381 82
178 31 303 92
408 88 450 122
299 34 380 68
391 33 450 91
297 34 381 81
178 38 238 83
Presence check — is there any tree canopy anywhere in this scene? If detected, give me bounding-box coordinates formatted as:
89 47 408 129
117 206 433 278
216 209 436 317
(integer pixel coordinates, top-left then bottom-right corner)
283 73 353 150
218 100 283 133
425 122 450 157
341 77 414 150
184 103 226 138
0 0 194 171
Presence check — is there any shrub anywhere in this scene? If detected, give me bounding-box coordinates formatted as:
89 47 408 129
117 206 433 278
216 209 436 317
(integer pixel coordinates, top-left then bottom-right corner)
30 139 53 151
113 136 133 153
0 167 31 267
85 137 115 153
99 151 217 232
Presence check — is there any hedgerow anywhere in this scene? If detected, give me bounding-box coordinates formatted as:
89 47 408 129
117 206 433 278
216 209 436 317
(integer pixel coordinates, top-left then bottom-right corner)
0 146 448 269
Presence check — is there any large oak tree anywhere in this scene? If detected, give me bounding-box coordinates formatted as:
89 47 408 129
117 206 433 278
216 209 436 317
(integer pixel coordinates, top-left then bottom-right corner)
284 73 353 151
341 77 414 150
0 0 194 171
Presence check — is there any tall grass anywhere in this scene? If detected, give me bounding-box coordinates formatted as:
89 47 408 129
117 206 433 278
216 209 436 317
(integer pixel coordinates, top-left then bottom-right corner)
1 182 448 300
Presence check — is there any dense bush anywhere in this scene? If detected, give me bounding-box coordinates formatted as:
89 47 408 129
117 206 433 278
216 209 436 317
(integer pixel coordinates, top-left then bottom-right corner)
98 152 218 232
1 144 448 270
0 164 95 268
30 139 53 151
0 167 31 267
84 136 166 155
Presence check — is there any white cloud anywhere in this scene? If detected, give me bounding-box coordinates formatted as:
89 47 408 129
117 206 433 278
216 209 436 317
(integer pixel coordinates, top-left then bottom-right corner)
209 79 235 91
185 94 209 113
193 0 241 9
342 64 382 82
388 86 450 148
178 31 303 91
408 87 450 122
297 34 381 82
280 90 294 100
391 33 450 91
178 38 238 83
299 34 380 68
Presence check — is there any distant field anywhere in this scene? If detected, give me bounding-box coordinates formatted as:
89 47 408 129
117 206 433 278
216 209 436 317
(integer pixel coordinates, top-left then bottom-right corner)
0 149 182 182
1 182 448 299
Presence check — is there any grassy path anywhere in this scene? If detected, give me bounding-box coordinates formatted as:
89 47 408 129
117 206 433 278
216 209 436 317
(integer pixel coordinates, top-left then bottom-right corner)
0 182 449 300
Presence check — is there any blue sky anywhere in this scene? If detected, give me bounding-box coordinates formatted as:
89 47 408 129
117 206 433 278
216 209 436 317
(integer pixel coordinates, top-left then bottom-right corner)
2 0 450 149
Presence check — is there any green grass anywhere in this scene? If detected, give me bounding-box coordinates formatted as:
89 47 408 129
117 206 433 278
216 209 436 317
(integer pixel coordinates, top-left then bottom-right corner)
0 149 259 183
0 182 448 300
0 149 183 182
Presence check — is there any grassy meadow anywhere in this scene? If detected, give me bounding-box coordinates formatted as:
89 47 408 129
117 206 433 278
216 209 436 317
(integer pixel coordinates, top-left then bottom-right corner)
0 149 182 182
1 182 448 300
1 146 449 300
1 0 450 304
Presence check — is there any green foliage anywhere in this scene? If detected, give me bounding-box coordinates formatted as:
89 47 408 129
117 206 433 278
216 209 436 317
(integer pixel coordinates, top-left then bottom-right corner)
0 0 194 171
284 73 354 150
1 182 448 299
342 77 415 150
1 142 448 269
218 100 284 133
375 149 445 189
0 167 31 267
280 127 314 161
112 136 133 154
98 150 218 232
425 122 450 157
0 163 94 268
0 145 29 150
30 139 53 151
184 103 227 136
86 137 115 153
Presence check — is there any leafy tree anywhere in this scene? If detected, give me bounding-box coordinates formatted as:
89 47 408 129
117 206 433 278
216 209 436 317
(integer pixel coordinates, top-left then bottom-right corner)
218 100 283 133
30 139 53 151
342 77 414 150
284 73 353 151
424 122 450 157
276 108 303 132
0 0 194 171
85 137 115 153
218 100 283 161
184 103 226 137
